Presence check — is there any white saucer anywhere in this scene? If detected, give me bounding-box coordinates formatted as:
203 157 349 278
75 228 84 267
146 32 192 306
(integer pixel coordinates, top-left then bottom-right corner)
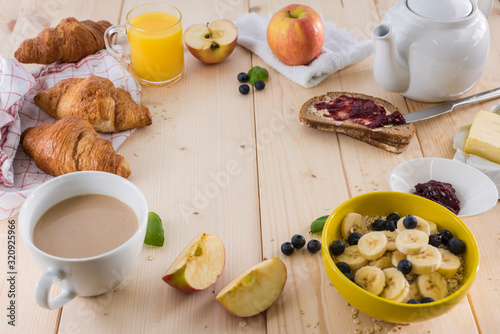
389 158 498 217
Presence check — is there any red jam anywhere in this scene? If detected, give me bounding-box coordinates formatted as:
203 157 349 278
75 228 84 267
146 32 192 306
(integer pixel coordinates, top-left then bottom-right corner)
413 180 461 215
314 95 406 129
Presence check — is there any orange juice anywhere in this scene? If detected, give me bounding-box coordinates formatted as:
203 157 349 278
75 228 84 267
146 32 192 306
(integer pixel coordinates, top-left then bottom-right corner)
128 12 183 83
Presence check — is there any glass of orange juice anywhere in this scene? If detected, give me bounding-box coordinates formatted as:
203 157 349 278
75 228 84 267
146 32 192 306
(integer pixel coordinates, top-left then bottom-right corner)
104 3 183 86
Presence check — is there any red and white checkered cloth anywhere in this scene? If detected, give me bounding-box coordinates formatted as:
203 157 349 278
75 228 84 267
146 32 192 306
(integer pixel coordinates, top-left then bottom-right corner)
0 49 141 219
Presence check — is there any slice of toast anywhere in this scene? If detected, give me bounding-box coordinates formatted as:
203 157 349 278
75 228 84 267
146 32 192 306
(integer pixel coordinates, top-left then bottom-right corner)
299 92 415 153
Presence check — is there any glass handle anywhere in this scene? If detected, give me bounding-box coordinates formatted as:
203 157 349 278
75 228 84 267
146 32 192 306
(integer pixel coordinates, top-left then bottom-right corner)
104 25 130 65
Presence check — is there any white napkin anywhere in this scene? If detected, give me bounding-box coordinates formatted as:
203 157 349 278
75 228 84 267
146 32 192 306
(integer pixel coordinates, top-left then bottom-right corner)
453 103 500 199
0 49 142 219
235 12 373 88
0 57 36 187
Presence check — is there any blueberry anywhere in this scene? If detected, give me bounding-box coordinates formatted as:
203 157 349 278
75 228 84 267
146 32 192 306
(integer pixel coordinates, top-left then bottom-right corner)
291 234 306 249
447 238 465 255
254 80 265 90
239 84 250 95
403 215 418 229
281 242 294 255
237 72 248 83
420 297 435 303
385 220 397 232
386 213 400 222
407 299 420 304
397 259 412 275
307 239 322 253
347 232 362 246
428 234 442 247
336 262 351 274
344 272 355 283
372 219 387 231
329 240 346 256
438 230 454 245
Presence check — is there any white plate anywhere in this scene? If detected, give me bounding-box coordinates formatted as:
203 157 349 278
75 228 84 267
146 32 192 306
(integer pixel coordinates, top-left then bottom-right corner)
389 158 498 217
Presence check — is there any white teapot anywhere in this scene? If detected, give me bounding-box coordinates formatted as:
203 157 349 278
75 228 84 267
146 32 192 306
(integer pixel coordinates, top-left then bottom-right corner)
372 0 493 102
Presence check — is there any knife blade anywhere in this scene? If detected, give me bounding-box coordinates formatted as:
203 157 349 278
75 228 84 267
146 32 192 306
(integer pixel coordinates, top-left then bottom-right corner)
403 87 500 123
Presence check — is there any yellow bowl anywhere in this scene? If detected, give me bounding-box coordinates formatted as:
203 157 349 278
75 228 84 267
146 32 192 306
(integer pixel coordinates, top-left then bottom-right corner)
321 191 479 323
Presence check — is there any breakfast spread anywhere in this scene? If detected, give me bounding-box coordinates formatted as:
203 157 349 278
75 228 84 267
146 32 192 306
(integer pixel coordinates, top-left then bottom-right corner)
329 212 465 304
33 194 137 258
299 92 415 153
4 0 498 329
313 95 406 129
413 180 461 215
21 116 131 178
463 110 500 164
35 75 152 133
14 17 111 64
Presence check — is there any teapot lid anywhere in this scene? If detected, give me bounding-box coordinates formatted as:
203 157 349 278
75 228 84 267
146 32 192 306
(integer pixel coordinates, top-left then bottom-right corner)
407 0 473 20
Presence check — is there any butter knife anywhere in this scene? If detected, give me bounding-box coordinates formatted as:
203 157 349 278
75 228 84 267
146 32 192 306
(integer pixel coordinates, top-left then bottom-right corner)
403 87 500 123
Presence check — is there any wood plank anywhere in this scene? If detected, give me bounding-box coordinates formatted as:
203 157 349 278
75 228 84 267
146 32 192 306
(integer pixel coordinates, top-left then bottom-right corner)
54 0 264 333
0 1 124 333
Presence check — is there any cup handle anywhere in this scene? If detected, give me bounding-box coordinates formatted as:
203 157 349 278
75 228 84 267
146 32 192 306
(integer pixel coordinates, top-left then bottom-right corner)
104 25 131 65
35 268 76 309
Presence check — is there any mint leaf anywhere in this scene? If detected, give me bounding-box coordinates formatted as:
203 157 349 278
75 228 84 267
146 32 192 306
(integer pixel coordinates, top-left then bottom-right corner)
248 66 269 85
310 215 329 234
144 212 164 247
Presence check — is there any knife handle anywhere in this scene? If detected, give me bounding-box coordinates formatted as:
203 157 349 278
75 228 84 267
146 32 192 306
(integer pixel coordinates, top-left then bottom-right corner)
453 87 500 108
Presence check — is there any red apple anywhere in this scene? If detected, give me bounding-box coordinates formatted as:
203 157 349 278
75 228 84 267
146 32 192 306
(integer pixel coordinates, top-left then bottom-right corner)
184 20 238 64
162 232 225 292
216 257 287 317
267 4 325 66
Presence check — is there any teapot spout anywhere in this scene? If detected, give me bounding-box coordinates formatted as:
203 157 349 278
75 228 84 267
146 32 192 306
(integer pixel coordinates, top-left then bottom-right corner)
372 24 410 93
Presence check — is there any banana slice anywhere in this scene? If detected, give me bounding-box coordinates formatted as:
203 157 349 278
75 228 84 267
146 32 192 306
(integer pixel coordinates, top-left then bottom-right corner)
395 230 429 255
354 266 386 296
336 245 369 271
382 231 397 251
407 245 442 275
391 250 407 268
358 232 387 260
341 213 367 239
397 216 431 236
427 220 438 235
370 252 393 270
407 281 422 302
437 248 461 278
391 282 411 303
417 271 448 301
381 268 408 300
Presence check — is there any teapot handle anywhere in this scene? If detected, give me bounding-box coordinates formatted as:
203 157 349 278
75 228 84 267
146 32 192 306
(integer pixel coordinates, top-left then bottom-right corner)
477 0 493 18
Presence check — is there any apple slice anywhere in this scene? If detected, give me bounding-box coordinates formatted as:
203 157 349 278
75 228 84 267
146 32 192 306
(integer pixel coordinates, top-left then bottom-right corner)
216 257 287 317
184 20 238 64
162 232 225 292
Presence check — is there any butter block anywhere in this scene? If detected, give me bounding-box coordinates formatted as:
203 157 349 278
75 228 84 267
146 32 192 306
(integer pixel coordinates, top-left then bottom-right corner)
464 110 500 164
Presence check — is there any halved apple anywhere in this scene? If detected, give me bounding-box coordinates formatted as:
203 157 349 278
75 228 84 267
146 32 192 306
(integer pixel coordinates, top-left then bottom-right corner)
184 20 238 64
162 232 225 292
215 257 287 317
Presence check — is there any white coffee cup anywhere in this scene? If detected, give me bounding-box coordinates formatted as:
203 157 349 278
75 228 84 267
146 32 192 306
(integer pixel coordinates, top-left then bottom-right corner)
19 171 148 309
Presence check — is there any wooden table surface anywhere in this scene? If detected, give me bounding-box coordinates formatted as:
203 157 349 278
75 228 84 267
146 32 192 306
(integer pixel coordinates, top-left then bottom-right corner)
1 0 500 333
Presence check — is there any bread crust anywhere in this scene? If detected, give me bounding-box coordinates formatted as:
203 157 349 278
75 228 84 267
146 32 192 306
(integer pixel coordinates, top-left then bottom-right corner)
299 92 415 153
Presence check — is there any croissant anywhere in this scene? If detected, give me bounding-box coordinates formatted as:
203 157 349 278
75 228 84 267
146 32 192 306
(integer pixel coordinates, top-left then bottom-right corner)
35 76 152 133
14 17 111 64
22 116 131 178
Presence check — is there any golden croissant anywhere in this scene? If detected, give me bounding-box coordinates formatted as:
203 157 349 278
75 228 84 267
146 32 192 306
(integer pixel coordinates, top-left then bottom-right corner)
35 76 152 133
22 116 131 178
14 17 111 64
